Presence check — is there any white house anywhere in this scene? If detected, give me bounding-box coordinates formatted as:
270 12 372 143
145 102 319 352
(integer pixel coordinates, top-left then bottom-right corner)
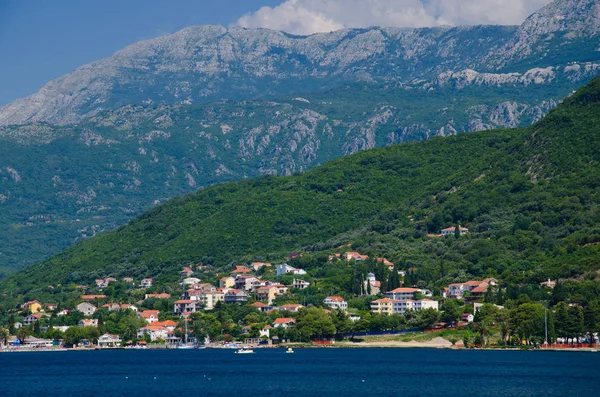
371 298 439 315
98 333 122 348
273 318 296 328
276 264 306 276
386 288 419 300
78 319 99 327
292 279 310 290
140 278 153 288
137 325 170 341
441 226 469 236
140 310 160 323
174 300 199 314
323 296 348 310
76 302 97 316
182 277 202 286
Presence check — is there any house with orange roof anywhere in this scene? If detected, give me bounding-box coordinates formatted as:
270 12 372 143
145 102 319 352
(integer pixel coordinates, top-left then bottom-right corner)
232 265 252 274
370 298 397 315
98 333 121 347
44 303 58 311
344 252 369 262
174 300 198 315
371 298 438 315
441 226 469 236
180 267 194 277
224 289 248 304
76 302 97 316
256 286 280 305
23 313 43 326
153 320 177 330
120 304 138 312
145 293 171 300
22 300 43 313
137 324 171 341
251 262 272 271
323 296 348 310
386 288 419 300
81 295 107 300
235 275 259 291
219 276 236 289
279 304 304 312
250 302 274 312
189 291 224 310
376 257 395 270
273 318 296 328
78 319 99 327
140 310 160 323
328 253 341 261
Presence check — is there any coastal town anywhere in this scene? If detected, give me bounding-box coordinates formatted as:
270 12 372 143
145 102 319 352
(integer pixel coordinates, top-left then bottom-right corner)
2 243 596 352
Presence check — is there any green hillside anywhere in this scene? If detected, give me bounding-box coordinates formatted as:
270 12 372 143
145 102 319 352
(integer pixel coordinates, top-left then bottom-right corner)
2 76 600 297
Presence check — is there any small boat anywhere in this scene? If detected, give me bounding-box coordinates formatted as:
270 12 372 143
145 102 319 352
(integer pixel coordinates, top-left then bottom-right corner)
235 347 254 354
285 347 294 354
176 344 195 349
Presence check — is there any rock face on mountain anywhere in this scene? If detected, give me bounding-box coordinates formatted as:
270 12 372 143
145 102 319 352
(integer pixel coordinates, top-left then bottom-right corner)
0 0 599 275
1 0 598 127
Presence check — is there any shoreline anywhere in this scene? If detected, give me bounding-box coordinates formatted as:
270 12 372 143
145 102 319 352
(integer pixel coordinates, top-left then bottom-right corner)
2 340 597 353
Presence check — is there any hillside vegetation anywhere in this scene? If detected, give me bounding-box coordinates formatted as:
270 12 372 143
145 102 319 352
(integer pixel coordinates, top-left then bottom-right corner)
2 75 599 299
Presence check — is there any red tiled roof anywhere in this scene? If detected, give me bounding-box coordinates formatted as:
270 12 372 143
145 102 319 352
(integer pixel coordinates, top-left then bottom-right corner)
326 296 345 302
174 300 193 304
140 310 160 318
389 288 418 293
273 318 295 325
372 298 397 303
251 302 268 307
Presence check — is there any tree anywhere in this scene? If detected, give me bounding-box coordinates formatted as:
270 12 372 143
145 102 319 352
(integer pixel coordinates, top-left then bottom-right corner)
330 310 351 339
440 300 461 325
473 304 499 346
0 326 9 348
16 328 29 344
583 301 600 345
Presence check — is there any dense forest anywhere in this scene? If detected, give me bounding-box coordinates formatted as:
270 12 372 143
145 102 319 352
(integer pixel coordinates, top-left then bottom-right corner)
1 76 599 308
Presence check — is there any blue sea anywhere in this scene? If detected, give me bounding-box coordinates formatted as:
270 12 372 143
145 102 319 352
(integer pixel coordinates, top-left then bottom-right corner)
1 348 599 396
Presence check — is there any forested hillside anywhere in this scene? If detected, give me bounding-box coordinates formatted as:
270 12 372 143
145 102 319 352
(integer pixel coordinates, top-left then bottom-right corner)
3 75 599 300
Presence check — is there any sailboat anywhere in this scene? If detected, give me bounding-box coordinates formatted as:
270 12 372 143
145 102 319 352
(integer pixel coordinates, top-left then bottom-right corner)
176 318 194 349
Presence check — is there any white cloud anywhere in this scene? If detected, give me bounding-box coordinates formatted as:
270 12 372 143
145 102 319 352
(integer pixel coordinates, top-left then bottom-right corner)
236 0 553 35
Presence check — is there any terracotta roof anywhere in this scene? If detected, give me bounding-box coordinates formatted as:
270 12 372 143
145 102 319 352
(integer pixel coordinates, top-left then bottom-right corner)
372 298 397 303
140 310 160 318
326 296 345 302
174 300 193 304
273 318 295 325
389 288 418 293
471 286 488 293
251 302 268 307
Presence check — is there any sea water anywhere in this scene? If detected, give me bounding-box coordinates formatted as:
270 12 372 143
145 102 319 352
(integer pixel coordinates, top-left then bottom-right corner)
1 348 599 396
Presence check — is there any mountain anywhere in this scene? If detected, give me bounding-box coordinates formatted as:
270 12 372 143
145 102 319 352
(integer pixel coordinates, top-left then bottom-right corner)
0 0 599 275
2 1 600 126
4 74 599 298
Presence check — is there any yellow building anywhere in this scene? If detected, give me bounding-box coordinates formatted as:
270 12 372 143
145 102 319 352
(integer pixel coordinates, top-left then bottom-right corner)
23 300 43 313
370 298 397 315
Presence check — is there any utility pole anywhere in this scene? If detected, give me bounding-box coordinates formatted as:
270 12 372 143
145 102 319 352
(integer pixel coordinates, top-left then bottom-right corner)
544 307 548 349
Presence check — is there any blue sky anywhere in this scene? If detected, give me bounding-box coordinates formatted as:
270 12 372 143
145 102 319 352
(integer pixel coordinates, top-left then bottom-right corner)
0 0 281 106
0 0 550 106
